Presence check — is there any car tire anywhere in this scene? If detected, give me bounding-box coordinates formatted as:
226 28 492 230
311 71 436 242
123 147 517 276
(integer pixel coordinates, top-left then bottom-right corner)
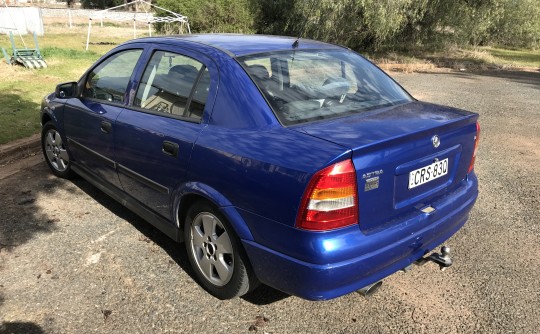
41 121 75 179
184 200 258 299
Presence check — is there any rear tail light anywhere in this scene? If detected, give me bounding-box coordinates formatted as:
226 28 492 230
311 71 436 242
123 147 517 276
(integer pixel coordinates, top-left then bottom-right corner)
468 121 480 173
296 159 358 231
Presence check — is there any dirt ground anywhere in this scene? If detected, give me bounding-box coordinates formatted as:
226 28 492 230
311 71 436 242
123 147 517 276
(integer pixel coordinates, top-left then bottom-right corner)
1 70 539 333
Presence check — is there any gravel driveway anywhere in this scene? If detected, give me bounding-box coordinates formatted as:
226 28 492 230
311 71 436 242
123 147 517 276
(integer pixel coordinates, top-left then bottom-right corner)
1 70 539 334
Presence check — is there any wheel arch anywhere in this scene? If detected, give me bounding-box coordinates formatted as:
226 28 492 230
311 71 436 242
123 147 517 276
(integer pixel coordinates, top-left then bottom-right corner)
40 97 61 127
173 182 255 242
41 112 53 126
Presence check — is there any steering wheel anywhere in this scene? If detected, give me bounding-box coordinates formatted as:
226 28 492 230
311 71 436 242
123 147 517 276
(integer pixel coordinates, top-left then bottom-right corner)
321 77 350 107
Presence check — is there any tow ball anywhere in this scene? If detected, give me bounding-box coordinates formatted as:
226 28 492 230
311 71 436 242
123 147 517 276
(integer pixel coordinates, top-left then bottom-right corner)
357 246 453 298
415 246 453 271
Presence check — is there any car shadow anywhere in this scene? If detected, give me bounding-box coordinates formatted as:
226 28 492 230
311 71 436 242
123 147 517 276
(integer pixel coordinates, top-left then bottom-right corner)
0 161 65 332
0 321 45 334
241 284 290 305
69 177 196 276
0 162 63 254
70 177 291 305
471 69 540 89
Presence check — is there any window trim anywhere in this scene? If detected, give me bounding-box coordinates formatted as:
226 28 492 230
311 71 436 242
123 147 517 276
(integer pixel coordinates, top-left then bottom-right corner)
127 104 204 124
183 67 209 120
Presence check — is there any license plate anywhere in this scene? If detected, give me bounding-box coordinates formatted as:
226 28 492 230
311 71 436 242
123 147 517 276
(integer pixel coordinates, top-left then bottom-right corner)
408 158 449 189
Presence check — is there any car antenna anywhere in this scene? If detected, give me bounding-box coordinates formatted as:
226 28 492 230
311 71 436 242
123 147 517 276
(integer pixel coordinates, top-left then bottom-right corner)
292 0 317 49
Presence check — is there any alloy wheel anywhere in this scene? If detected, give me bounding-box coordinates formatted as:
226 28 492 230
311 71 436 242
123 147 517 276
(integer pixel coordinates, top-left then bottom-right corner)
189 212 234 286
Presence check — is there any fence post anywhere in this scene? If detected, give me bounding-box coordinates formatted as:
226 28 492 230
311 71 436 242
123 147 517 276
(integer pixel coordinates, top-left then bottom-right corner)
85 18 92 51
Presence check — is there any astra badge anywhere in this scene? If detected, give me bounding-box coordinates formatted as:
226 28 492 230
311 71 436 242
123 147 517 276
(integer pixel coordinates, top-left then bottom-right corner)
432 135 440 148
362 169 384 179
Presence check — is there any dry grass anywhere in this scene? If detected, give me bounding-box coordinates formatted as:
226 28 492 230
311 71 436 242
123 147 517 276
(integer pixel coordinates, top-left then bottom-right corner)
373 46 540 73
369 52 439 73
374 50 480 73
376 60 439 74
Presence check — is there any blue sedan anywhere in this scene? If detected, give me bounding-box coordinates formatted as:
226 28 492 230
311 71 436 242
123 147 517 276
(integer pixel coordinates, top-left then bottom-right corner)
40 34 479 300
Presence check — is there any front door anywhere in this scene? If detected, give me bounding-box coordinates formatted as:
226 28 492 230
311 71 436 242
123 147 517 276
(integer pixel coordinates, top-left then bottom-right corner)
63 49 144 189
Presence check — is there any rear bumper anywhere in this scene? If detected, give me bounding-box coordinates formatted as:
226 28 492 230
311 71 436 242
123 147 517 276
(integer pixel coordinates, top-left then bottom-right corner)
242 174 478 300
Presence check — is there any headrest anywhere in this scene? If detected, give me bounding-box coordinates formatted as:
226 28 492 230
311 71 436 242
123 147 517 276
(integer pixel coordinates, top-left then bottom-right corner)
248 64 270 80
168 65 199 80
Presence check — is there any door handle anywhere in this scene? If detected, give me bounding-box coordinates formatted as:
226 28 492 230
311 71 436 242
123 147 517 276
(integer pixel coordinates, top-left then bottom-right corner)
162 141 179 157
100 121 112 134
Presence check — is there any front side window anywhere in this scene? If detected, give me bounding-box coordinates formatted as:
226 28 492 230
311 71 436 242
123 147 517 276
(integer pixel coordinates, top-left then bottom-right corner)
240 49 412 125
134 51 210 121
82 49 142 103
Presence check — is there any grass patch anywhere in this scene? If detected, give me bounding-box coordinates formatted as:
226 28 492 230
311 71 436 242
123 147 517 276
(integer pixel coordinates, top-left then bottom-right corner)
0 23 138 144
41 47 101 60
486 47 540 68
0 34 105 144
0 89 41 144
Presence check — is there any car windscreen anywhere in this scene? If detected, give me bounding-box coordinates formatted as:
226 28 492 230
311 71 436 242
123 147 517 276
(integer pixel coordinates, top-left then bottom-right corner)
238 49 413 125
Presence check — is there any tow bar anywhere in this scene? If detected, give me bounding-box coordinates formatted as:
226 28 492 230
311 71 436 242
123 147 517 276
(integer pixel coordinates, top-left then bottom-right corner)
415 246 453 271
357 246 453 298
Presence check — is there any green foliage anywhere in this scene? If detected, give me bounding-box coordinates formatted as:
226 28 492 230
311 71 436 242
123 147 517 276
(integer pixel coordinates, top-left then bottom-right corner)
255 0 540 51
77 0 539 50
380 0 539 50
145 0 540 50
256 0 430 50
491 0 540 48
155 0 255 33
81 0 125 10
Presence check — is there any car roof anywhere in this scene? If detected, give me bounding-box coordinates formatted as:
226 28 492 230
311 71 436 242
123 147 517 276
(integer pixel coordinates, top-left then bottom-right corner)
129 34 344 57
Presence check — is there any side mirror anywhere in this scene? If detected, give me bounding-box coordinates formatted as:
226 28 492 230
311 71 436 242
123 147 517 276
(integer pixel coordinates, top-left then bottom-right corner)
55 82 78 99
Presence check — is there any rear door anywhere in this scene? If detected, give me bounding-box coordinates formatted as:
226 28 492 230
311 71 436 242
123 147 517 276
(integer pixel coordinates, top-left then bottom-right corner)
114 47 217 220
63 48 144 189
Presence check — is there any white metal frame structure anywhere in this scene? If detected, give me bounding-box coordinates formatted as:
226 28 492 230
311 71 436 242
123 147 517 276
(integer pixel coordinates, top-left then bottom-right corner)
85 0 190 50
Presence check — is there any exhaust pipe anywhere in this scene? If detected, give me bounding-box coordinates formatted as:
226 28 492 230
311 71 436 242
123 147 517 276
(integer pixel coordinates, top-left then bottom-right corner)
357 280 383 297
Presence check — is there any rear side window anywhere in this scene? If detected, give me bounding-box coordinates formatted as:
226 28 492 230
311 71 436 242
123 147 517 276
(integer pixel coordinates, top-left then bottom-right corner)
134 51 210 121
82 49 142 103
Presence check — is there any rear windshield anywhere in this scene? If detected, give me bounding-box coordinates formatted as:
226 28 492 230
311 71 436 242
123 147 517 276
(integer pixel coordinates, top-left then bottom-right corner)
238 49 412 125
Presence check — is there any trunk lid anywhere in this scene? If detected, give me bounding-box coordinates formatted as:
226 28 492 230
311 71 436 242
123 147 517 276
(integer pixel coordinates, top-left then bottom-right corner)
293 101 479 233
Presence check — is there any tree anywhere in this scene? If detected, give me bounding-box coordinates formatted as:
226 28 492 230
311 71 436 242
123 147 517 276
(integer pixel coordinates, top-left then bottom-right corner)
153 0 540 49
155 0 255 34
491 0 540 47
255 0 428 50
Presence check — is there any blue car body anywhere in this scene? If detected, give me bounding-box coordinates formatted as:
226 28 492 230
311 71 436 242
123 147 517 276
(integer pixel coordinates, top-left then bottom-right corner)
41 35 479 300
